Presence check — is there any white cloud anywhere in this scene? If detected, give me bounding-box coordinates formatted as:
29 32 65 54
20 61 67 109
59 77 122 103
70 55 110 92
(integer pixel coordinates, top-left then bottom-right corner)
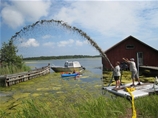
1 5 24 29
75 40 88 46
43 42 55 47
42 35 54 39
57 39 88 47
57 39 74 47
1 1 158 57
12 0 51 21
20 38 39 47
1 0 51 28
54 1 158 37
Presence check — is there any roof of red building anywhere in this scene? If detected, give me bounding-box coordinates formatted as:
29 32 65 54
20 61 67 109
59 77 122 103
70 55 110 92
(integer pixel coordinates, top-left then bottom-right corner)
104 35 158 53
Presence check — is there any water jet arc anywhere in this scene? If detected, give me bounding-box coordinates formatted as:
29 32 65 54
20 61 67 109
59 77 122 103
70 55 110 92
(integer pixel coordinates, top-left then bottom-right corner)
10 19 114 68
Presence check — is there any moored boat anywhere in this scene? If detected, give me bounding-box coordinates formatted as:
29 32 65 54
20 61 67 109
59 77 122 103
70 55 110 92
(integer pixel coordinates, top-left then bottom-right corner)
61 73 79 77
51 61 85 73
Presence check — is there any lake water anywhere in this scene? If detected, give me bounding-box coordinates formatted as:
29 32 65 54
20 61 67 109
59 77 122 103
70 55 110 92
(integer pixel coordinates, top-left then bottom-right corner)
0 58 111 116
25 57 103 82
25 57 102 74
0 58 104 99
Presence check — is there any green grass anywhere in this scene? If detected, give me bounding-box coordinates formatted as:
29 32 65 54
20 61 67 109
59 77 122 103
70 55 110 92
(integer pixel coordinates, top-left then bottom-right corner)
1 92 157 118
0 71 158 118
0 64 31 75
135 95 158 118
0 93 129 118
103 71 155 86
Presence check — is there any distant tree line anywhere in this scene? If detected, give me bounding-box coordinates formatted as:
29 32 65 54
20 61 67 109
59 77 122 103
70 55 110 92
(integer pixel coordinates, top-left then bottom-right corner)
0 39 100 74
23 55 101 60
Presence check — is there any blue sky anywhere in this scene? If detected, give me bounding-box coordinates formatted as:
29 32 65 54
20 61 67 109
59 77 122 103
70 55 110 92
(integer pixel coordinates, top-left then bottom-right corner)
1 0 158 58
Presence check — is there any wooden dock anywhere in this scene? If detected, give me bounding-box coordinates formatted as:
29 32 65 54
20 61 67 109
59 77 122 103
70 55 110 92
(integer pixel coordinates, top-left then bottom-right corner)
0 64 50 87
139 66 158 77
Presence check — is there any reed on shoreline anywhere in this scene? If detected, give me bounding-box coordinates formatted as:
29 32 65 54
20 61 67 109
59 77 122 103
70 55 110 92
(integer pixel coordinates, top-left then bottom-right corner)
0 64 31 75
1 90 157 118
0 72 157 118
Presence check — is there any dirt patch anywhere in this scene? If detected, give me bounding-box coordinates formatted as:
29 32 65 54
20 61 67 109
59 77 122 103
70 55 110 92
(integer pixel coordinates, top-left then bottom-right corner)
121 108 142 118
120 108 132 118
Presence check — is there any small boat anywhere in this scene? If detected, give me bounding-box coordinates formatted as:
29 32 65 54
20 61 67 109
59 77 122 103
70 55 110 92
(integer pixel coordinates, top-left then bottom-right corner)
51 61 85 73
102 79 158 99
61 73 79 77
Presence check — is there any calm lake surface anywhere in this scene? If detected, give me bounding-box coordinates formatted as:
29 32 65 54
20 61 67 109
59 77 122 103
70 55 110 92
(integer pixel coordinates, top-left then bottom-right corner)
0 58 104 101
25 57 102 73
0 58 112 117
25 57 103 82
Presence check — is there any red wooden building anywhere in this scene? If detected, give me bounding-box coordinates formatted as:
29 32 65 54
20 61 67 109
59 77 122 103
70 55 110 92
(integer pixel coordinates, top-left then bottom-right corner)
102 36 158 71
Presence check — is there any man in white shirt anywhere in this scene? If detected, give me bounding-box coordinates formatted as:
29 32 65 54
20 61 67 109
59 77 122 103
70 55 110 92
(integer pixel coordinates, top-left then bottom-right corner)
122 58 141 86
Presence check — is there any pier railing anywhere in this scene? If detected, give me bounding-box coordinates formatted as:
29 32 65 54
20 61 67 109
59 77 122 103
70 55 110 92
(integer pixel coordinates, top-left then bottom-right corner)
0 64 50 87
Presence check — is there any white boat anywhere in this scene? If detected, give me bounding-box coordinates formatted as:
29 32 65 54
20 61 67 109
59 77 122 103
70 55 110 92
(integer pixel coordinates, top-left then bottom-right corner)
51 61 85 73
102 81 158 99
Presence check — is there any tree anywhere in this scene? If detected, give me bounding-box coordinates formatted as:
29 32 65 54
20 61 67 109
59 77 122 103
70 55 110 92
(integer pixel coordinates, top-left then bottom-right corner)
0 39 23 67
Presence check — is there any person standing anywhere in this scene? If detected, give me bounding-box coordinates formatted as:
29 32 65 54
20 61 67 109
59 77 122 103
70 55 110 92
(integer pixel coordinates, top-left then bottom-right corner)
122 58 141 86
113 61 121 89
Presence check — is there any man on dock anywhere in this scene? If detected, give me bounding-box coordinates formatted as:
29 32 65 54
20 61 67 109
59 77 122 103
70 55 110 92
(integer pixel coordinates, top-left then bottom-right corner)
122 58 141 86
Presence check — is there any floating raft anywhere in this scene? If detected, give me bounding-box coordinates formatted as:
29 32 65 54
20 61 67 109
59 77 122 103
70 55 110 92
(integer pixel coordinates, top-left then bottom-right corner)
102 82 158 99
61 73 79 77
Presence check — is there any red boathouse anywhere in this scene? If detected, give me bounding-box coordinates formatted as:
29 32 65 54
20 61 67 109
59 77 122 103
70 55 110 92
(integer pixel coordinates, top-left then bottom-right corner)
102 36 158 71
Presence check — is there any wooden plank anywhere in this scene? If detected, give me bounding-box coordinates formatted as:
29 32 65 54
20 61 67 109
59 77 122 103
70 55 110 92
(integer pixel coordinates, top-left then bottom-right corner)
0 64 50 87
140 66 158 70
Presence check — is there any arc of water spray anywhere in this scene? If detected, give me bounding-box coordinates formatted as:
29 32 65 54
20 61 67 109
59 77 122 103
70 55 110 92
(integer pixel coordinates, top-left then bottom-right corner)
10 19 114 68
72 26 114 69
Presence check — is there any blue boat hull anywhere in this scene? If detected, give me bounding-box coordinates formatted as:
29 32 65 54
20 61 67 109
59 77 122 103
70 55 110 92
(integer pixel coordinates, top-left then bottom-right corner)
61 73 79 77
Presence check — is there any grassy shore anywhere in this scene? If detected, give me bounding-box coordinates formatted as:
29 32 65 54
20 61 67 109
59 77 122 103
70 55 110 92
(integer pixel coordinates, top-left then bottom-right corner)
0 71 158 118
103 71 156 86
0 64 31 75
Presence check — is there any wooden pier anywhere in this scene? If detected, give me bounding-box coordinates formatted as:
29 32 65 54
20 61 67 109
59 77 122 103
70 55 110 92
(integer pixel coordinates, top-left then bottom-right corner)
0 64 50 87
139 66 158 77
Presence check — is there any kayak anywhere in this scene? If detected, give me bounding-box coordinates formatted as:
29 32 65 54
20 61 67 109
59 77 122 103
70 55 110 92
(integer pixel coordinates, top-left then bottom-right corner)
61 73 79 77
